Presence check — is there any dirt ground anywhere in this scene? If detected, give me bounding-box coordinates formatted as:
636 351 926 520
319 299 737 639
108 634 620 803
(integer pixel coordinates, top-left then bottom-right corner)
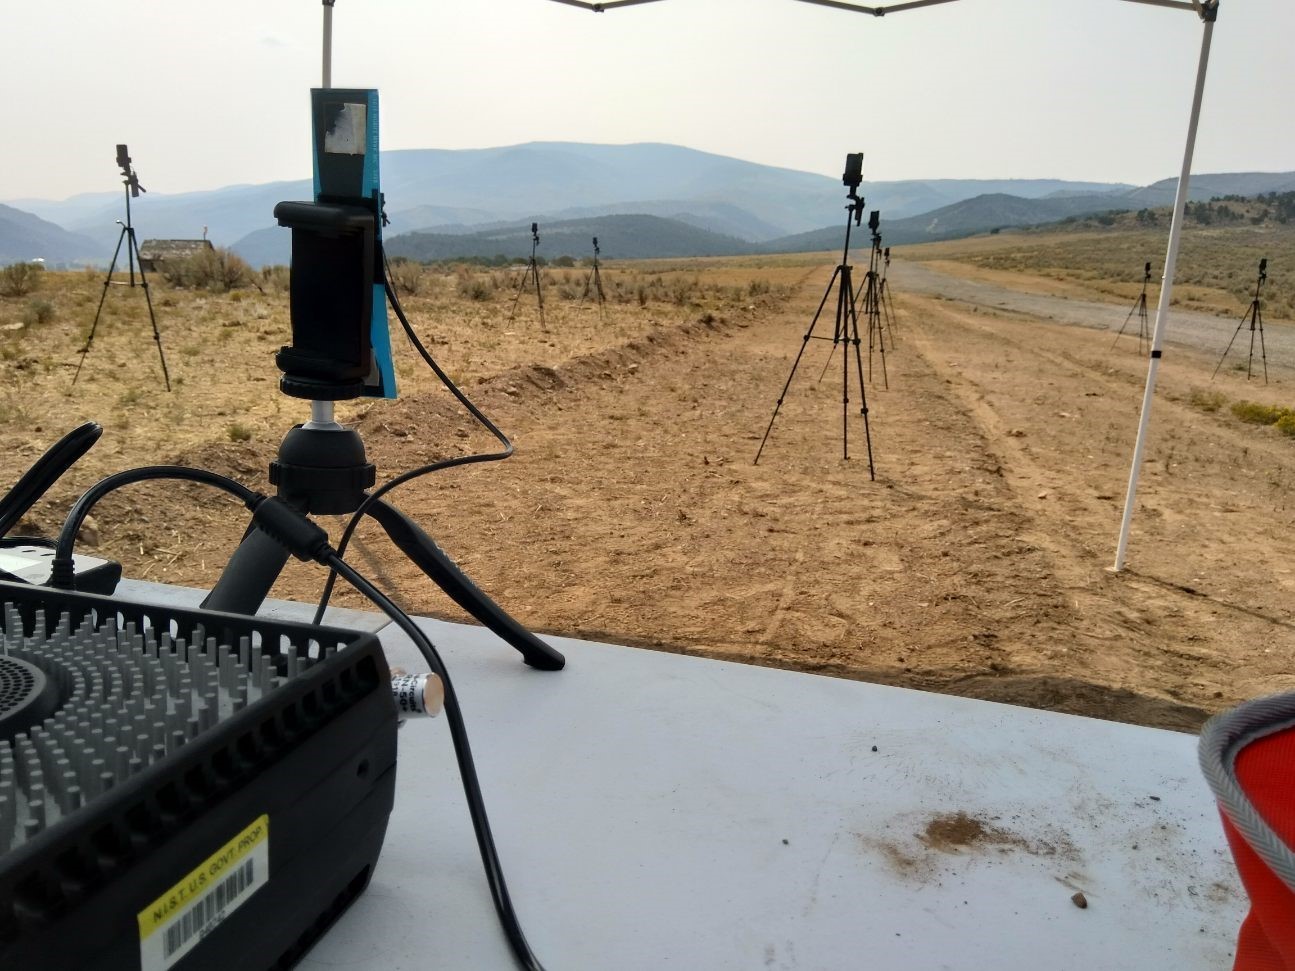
3 254 1293 731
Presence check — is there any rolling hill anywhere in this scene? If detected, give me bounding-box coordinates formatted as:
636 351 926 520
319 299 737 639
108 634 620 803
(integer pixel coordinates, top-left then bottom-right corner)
0 204 99 265
383 214 759 263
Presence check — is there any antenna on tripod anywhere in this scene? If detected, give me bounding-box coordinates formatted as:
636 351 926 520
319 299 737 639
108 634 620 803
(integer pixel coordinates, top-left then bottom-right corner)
578 235 609 318
1213 258 1270 383
1111 261 1153 355
72 144 170 392
508 222 547 328
755 153 874 477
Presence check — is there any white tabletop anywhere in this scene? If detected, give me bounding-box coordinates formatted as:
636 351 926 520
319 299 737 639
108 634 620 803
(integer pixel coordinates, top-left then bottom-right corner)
116 582 1245 970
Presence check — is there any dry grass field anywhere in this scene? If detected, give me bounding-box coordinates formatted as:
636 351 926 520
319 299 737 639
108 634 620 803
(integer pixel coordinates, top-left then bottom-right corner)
1 232 1292 732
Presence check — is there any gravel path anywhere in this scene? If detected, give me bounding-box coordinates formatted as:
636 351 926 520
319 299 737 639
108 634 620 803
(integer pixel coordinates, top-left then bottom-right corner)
890 260 1293 378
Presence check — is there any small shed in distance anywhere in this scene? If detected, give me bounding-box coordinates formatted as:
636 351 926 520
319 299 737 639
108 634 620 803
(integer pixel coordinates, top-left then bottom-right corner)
138 239 213 272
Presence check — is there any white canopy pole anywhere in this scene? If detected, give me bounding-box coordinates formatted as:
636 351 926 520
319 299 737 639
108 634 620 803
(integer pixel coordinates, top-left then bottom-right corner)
322 0 336 88
1112 1 1217 571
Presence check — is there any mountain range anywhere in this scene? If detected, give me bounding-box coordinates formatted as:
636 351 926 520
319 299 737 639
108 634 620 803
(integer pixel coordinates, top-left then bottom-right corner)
4 142 1294 266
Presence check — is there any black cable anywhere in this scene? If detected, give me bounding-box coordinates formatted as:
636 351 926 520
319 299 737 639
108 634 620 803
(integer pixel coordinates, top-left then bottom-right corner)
49 466 262 589
322 551 548 971
244 497 547 969
0 422 103 537
311 261 516 624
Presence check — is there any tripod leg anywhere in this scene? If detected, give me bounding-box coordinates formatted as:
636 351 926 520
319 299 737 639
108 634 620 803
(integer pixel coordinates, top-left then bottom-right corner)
754 267 841 464
201 527 292 614
1111 294 1142 350
870 277 888 391
366 498 564 670
1257 307 1268 384
72 228 128 387
533 261 546 328
838 271 851 461
1212 315 1248 380
577 269 593 310
129 229 171 391
507 267 529 321
846 274 876 480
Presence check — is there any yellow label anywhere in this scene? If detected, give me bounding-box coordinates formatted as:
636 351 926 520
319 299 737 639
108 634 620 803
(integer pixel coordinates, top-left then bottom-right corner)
137 814 269 941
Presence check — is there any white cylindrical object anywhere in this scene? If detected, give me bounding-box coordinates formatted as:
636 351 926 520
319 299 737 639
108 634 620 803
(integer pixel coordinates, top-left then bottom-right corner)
1113 14 1215 572
322 1 334 88
391 673 444 719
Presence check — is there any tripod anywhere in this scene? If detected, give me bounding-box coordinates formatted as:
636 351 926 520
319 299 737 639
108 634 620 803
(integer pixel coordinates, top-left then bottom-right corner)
754 187 874 478
508 223 546 327
577 236 607 318
878 245 897 343
73 174 171 391
1112 262 1153 355
1213 259 1269 383
857 230 891 389
201 400 565 670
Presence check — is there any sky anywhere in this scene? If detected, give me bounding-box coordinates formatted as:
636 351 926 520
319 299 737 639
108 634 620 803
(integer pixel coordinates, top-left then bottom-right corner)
3 0 1293 202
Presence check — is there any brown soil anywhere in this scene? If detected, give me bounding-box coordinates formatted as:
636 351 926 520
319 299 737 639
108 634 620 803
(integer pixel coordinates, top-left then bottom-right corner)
4 258 1293 731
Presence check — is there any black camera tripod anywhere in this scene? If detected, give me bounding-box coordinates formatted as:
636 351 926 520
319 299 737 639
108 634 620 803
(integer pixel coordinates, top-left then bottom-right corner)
202 200 563 670
1112 262 1153 356
1212 259 1269 384
508 222 546 328
73 150 170 391
754 185 874 478
200 403 564 670
578 236 607 318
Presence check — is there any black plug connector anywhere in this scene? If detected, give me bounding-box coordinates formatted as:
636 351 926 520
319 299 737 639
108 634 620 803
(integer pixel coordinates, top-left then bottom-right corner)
250 497 335 563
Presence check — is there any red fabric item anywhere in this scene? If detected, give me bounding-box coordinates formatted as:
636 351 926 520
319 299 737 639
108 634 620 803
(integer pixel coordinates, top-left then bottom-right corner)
1223 725 1295 971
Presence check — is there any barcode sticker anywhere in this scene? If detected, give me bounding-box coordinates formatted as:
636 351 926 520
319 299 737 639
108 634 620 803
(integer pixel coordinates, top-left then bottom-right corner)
137 815 270 971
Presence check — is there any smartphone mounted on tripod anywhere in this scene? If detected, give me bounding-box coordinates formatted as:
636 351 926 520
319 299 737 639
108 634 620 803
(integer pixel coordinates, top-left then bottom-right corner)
274 89 396 401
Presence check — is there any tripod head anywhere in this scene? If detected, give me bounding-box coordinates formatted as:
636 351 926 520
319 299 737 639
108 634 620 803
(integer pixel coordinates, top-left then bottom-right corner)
842 152 865 226
1258 258 1268 285
884 247 891 265
531 222 540 245
592 236 600 257
115 144 145 199
1144 261 1152 282
868 210 881 245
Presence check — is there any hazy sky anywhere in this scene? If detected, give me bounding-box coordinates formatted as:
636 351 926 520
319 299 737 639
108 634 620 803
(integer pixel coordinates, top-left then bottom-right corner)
4 0 1293 202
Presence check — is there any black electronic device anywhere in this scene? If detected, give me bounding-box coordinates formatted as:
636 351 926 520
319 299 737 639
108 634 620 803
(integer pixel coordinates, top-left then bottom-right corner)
0 580 397 971
843 152 864 190
1259 258 1268 280
868 210 880 234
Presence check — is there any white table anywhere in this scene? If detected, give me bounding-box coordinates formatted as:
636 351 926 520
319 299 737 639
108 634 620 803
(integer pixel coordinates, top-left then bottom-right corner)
119 582 1245 970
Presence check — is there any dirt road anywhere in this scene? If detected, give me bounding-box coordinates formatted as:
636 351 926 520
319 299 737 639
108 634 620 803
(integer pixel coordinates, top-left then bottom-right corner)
891 260 1295 377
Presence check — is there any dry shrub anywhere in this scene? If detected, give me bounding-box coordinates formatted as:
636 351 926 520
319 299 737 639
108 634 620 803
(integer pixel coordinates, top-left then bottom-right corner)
1230 401 1289 425
260 265 290 292
162 248 254 292
387 258 424 296
0 262 43 298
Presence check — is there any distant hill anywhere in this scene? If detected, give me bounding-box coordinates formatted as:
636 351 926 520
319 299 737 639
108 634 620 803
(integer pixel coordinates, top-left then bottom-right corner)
1113 172 1295 208
6 145 1292 265
0 204 98 265
762 192 1137 252
761 172 1295 254
383 214 758 263
6 143 1141 261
